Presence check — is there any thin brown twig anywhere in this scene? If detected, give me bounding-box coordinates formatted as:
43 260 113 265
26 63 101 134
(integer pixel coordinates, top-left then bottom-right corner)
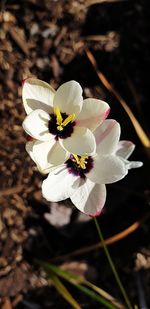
85 49 150 149
50 212 150 262
85 0 124 8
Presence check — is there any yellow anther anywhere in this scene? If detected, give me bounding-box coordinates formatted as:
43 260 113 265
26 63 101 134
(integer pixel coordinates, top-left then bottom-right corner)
54 107 63 125
73 154 80 165
54 107 75 131
62 113 75 127
72 154 88 170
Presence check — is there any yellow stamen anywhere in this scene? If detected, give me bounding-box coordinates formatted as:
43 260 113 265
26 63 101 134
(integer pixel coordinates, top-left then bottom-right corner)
54 107 75 131
54 107 63 125
73 154 80 165
80 156 88 169
62 113 75 127
72 154 88 169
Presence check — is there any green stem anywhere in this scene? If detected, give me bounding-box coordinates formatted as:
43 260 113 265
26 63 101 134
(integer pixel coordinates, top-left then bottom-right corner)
94 218 133 309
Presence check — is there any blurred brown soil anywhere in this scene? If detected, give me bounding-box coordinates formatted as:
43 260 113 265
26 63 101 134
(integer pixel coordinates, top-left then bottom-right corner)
0 0 150 308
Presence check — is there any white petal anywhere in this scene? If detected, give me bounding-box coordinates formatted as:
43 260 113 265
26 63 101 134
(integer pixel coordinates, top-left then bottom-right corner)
87 154 128 184
23 109 53 141
22 78 55 114
32 140 69 172
61 126 96 155
26 141 46 173
76 98 110 131
122 158 143 170
94 119 121 155
70 178 106 216
42 166 79 202
127 161 143 169
53 81 83 116
115 141 135 159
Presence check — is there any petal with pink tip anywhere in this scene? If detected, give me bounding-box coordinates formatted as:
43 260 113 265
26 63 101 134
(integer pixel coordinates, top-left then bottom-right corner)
76 98 110 131
94 119 121 155
22 78 55 114
70 178 106 216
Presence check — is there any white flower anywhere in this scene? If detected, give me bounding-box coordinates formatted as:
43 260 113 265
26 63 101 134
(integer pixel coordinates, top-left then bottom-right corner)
42 119 143 216
22 78 110 173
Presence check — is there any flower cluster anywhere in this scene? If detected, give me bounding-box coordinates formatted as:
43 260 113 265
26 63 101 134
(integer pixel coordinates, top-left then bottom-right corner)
22 78 143 216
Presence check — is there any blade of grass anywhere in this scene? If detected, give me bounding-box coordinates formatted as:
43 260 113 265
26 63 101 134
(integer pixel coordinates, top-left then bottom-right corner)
86 48 150 148
50 273 81 309
94 218 133 309
49 269 118 309
53 264 125 308
36 260 124 309
84 280 125 309
50 263 125 308
70 284 119 309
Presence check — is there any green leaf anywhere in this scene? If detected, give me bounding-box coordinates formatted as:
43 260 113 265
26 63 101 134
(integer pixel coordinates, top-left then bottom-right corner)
50 273 81 309
84 280 125 309
36 260 121 309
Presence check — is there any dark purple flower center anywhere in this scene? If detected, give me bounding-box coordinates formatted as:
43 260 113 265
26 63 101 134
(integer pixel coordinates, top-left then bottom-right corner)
66 155 93 179
48 112 75 140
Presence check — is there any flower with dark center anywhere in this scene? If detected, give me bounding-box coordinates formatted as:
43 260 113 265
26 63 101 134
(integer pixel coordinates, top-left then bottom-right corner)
22 78 110 173
42 119 143 216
